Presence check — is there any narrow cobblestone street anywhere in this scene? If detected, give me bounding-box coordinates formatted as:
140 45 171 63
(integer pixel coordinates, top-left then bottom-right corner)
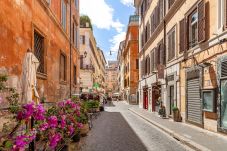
81 102 190 151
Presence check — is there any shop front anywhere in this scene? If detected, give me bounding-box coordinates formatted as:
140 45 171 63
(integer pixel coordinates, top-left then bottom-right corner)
151 84 161 112
218 56 227 133
143 86 148 110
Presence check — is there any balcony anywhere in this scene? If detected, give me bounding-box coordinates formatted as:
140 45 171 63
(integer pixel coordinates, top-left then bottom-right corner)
80 64 95 72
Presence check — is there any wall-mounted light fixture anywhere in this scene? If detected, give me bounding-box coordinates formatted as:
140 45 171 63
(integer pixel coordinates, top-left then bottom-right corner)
79 51 87 59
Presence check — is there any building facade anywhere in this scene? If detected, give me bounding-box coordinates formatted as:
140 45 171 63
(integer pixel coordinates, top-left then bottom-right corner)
135 0 227 134
79 26 106 94
0 0 80 102
105 61 118 96
117 41 125 100
118 15 139 104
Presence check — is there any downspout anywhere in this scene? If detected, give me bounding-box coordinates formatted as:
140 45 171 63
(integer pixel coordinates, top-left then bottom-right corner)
163 0 167 108
69 0 72 98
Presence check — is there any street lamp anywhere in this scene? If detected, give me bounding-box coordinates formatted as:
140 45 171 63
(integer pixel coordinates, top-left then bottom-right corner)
79 51 87 59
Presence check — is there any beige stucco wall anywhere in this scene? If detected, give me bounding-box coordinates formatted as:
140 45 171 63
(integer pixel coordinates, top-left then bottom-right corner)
138 0 227 132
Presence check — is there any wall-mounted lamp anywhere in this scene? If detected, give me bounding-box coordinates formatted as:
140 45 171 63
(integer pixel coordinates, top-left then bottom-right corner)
79 51 87 59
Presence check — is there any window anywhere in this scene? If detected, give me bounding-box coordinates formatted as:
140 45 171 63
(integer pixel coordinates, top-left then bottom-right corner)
202 89 215 112
60 52 67 81
80 55 84 69
73 23 78 48
80 35 85 44
136 59 139 69
74 0 79 10
149 0 163 35
74 65 77 84
34 31 45 74
167 28 176 61
61 0 67 31
189 10 198 48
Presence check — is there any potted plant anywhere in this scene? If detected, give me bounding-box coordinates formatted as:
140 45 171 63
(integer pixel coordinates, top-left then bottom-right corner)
172 106 182 122
78 113 89 137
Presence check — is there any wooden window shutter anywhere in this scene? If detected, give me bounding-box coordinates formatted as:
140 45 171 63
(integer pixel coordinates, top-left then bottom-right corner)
198 0 206 43
151 52 154 72
141 32 144 47
142 59 145 76
157 44 161 65
168 34 171 61
148 22 150 40
154 48 158 70
172 30 175 58
157 2 160 25
148 57 150 74
179 18 185 53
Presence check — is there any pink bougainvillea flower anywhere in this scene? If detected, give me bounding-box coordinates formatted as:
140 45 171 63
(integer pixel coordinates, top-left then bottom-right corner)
58 101 65 108
27 129 37 141
75 110 80 117
77 123 83 129
33 104 45 120
39 123 49 131
68 125 75 136
22 102 34 119
16 111 24 120
48 116 58 128
49 133 61 149
16 102 35 121
60 115 66 129
13 135 27 149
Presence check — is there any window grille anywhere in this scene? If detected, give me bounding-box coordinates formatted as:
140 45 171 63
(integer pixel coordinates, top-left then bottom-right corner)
34 31 45 74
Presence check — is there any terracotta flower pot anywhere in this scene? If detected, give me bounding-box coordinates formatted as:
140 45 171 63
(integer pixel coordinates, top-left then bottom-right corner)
173 110 182 122
80 123 89 136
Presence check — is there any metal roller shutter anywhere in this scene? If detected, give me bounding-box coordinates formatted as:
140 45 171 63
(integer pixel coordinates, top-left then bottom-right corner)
187 78 202 125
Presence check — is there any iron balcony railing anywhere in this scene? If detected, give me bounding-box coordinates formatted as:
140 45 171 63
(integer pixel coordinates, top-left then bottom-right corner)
80 64 95 71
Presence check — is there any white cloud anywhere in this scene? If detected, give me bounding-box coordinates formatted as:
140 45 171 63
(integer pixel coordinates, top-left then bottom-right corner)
109 32 126 53
120 0 134 7
80 0 124 32
80 0 127 61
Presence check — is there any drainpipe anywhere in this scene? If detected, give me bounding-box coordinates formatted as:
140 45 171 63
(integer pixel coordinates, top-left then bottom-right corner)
69 0 72 98
163 0 167 113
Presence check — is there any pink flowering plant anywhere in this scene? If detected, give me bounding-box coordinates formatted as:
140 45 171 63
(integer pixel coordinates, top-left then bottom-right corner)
0 102 45 150
0 99 83 150
36 99 83 150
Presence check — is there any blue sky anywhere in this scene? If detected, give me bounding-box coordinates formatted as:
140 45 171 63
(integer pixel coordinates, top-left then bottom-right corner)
80 0 135 61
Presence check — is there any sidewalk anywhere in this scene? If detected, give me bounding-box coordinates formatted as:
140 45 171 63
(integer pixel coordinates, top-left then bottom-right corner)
129 106 227 151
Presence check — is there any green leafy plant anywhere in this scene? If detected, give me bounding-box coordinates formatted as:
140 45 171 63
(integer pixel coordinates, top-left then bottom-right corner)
80 15 93 30
172 106 179 112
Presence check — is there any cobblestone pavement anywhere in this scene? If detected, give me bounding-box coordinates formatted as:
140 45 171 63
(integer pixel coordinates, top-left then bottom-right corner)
80 101 191 151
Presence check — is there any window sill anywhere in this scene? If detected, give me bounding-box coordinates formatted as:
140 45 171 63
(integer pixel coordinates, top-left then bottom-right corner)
37 72 47 80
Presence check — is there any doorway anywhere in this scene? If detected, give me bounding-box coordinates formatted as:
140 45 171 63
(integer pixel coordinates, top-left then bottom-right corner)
152 85 161 112
169 86 174 115
143 88 148 110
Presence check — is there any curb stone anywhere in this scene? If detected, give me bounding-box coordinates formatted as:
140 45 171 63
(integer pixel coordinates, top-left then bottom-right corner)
128 108 211 151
